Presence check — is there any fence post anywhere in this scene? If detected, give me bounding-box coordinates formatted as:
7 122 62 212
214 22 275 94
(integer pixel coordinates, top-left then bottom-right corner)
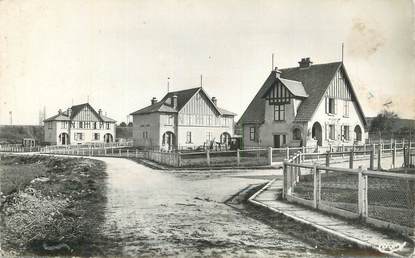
206 149 210 166
177 152 181 167
377 143 382 170
119 149 121 156
349 150 354 169
135 149 138 158
237 149 240 167
268 147 273 165
302 146 306 154
316 144 319 153
127 149 129 157
392 142 396 168
342 144 345 158
325 151 330 167
282 160 288 199
286 147 290 159
312 163 320 209
105 148 107 156
369 144 375 170
358 166 368 220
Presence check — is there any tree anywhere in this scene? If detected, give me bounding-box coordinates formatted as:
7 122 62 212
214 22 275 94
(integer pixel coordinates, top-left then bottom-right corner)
128 122 133 127
370 110 399 135
119 122 127 127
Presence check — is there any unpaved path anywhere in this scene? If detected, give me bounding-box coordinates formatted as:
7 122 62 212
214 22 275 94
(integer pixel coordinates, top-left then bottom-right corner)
94 157 326 257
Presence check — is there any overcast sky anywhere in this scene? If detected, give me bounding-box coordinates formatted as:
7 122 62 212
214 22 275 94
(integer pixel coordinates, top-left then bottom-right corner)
0 0 414 125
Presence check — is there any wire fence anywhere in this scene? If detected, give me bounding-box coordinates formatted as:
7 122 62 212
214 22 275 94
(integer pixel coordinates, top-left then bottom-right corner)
283 160 415 235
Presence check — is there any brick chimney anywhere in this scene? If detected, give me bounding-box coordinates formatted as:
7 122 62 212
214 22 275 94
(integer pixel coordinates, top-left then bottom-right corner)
58 109 62 114
151 97 157 105
211 97 217 105
67 108 72 117
172 95 178 109
98 109 102 116
274 67 282 78
298 57 313 68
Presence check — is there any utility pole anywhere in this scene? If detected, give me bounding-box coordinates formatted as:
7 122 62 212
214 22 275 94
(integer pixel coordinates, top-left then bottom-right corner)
9 111 12 125
272 53 274 70
200 74 203 88
167 77 170 93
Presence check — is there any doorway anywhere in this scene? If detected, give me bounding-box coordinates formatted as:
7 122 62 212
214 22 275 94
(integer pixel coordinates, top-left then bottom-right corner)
273 134 286 148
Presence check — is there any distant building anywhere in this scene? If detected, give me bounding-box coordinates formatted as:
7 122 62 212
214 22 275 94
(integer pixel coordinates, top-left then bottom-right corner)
238 58 367 148
43 103 116 145
130 87 236 150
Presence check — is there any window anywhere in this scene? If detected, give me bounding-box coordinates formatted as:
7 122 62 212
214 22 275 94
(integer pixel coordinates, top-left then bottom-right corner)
186 131 192 143
329 124 335 140
75 133 83 141
206 131 212 142
47 122 52 129
342 125 350 141
283 135 286 145
249 127 256 141
142 131 148 138
106 122 110 129
93 122 97 129
71 122 75 128
94 133 100 140
167 115 173 125
61 122 67 129
207 115 212 126
328 98 335 114
344 101 349 117
79 122 83 129
99 122 104 129
293 128 302 140
274 104 285 121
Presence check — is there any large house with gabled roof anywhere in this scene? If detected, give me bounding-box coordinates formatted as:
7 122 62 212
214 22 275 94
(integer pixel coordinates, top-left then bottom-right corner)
130 87 236 150
238 58 367 149
43 103 116 145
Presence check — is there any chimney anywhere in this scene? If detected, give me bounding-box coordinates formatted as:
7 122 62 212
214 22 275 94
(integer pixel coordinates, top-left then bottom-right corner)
67 108 72 117
274 67 282 78
98 109 102 116
151 97 157 105
298 57 313 68
172 95 178 109
58 109 62 114
211 97 217 105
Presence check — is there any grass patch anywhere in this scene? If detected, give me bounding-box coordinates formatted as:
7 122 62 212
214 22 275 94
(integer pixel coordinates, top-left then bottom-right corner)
0 154 110 257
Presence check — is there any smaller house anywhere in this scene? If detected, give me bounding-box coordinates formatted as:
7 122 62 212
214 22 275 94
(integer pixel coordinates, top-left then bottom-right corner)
43 103 116 145
130 87 236 150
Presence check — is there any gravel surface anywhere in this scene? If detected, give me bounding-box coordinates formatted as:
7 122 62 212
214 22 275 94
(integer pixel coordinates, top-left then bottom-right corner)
95 157 331 257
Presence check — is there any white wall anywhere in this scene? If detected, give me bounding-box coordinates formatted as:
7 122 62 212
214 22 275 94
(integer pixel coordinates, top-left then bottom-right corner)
132 113 160 148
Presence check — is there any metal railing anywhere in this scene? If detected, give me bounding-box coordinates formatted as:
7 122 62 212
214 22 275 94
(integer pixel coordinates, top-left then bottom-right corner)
283 155 415 235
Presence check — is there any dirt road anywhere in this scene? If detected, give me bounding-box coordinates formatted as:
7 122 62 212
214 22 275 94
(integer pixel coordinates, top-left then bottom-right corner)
94 157 327 257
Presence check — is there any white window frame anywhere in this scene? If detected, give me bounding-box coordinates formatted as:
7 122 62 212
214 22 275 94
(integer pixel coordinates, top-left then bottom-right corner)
249 127 256 141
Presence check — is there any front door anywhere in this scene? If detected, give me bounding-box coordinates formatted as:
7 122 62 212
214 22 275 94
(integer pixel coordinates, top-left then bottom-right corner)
273 134 281 148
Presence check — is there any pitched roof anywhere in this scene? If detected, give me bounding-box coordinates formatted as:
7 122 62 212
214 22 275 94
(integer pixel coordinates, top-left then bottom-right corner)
238 61 366 125
44 103 116 123
130 87 236 117
279 78 308 98
282 62 342 122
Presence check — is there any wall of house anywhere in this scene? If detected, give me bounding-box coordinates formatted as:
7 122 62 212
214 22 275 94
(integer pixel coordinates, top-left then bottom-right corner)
132 113 161 148
177 122 233 149
308 97 366 147
45 121 116 145
242 99 307 148
68 122 115 145
44 121 57 144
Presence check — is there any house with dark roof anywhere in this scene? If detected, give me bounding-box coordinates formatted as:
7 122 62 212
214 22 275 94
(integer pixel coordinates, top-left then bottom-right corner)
130 87 236 150
43 103 116 145
238 58 367 149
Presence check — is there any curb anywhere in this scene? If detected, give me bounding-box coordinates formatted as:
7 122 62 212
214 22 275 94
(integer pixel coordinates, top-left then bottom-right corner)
247 180 408 257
